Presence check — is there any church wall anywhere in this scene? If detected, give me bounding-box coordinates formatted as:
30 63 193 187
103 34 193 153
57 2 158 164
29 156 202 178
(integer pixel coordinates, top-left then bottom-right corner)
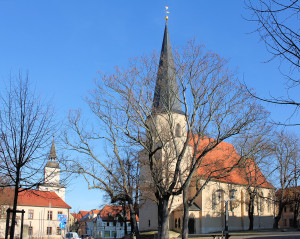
199 180 274 233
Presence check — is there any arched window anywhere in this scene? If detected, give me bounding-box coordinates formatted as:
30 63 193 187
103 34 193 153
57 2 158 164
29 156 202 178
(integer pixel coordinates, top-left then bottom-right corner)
175 124 181 137
267 193 271 212
175 218 177 228
229 189 237 211
178 218 181 228
212 192 217 210
260 193 264 214
241 191 244 213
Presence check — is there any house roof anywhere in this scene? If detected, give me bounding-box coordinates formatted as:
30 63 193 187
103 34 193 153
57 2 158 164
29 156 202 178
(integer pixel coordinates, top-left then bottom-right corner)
79 211 90 217
71 213 82 221
79 209 102 222
192 137 274 189
0 188 71 208
99 205 139 222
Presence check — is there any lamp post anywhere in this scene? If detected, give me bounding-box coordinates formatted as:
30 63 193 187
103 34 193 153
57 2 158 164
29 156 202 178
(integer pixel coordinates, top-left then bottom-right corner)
217 189 235 239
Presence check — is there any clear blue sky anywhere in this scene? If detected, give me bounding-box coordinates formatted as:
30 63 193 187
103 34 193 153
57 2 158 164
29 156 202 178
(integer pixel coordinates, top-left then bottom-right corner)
0 1 298 211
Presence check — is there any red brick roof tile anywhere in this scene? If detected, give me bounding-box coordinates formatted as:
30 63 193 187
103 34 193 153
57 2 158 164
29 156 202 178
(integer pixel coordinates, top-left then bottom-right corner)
99 205 139 222
1 188 71 208
191 137 274 189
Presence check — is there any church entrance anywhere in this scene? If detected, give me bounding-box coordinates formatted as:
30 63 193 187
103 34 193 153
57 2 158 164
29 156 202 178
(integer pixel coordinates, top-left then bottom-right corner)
188 218 195 234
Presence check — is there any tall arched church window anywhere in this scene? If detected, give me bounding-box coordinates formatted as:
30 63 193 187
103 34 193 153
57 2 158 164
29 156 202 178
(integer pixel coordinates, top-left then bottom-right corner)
259 193 264 214
267 193 271 212
175 218 177 228
229 189 237 211
175 124 181 137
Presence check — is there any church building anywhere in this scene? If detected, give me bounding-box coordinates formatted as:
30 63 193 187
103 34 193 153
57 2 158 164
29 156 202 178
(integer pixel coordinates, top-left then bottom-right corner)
139 21 275 235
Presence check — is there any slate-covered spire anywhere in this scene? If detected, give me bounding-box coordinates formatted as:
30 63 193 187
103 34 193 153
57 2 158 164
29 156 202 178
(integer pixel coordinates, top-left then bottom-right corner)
152 23 183 114
49 136 57 161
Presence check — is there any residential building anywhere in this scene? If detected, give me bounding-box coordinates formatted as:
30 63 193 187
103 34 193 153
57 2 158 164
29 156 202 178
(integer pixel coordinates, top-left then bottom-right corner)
139 21 275 234
77 205 138 239
0 139 71 239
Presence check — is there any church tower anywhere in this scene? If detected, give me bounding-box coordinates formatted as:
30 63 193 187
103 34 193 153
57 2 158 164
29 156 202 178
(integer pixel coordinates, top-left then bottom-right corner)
148 21 187 143
140 21 188 232
39 137 65 201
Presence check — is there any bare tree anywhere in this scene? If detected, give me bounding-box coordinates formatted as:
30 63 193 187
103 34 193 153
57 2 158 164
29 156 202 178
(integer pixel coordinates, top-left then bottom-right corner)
0 74 55 238
78 20 269 238
234 128 274 230
268 130 299 228
246 0 300 124
63 110 140 238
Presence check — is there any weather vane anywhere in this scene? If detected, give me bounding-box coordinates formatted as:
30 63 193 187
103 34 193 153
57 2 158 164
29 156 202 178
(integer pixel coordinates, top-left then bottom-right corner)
165 6 170 21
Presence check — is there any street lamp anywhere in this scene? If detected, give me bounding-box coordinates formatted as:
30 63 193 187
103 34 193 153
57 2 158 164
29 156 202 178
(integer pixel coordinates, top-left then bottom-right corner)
217 189 235 239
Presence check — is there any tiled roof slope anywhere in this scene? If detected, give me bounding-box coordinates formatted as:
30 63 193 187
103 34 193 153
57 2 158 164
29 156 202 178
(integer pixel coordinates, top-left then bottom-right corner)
99 205 139 222
71 213 82 221
79 211 90 217
192 137 274 189
0 188 71 208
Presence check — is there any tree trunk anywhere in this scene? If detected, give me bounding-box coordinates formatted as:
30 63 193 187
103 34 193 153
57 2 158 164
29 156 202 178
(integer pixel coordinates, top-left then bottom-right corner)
10 166 20 239
273 203 284 229
293 203 299 228
248 198 254 230
128 201 140 238
182 188 190 239
293 207 298 229
157 196 170 239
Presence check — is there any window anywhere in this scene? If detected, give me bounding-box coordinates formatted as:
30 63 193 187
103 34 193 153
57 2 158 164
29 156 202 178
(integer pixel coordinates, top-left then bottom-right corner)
212 192 217 210
58 211 62 215
267 193 271 212
113 221 116 226
57 227 61 235
175 124 181 137
284 206 287 213
148 220 150 227
175 218 178 228
229 189 237 211
229 189 236 200
259 193 264 213
47 211 53 220
111 231 117 238
107 222 109 226
46 227 52 235
178 218 181 228
28 226 33 235
104 231 110 237
28 209 34 219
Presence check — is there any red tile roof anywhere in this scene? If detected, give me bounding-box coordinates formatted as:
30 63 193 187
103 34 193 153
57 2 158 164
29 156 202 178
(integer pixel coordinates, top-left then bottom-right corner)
99 205 139 222
0 188 71 208
192 138 274 189
71 213 82 220
79 211 90 217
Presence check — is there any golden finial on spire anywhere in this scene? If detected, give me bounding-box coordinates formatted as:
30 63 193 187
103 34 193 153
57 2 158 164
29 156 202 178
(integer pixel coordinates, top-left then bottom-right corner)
165 6 170 21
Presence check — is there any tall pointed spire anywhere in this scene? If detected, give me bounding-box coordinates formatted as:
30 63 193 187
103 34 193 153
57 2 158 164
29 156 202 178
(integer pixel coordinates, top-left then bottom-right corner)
49 136 57 161
152 22 183 114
